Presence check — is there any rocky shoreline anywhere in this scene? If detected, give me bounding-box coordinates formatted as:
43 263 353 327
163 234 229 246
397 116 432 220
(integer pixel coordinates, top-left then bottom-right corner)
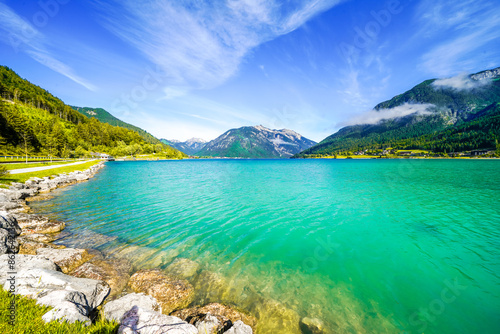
0 162 259 334
0 162 327 334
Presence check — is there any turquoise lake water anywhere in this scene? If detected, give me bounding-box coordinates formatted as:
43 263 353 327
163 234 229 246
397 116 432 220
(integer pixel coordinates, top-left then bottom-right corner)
31 159 500 333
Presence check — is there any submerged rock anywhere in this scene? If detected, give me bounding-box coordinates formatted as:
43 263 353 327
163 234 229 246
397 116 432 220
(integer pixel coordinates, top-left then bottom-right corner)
252 299 301 334
72 257 132 298
104 293 161 321
172 302 257 331
192 270 229 304
165 257 200 279
128 269 195 314
299 317 326 334
36 247 93 273
118 306 197 334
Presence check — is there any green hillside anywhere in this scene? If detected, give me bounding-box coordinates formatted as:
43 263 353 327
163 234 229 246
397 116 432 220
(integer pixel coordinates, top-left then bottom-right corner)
0 66 185 159
71 106 162 145
297 67 500 157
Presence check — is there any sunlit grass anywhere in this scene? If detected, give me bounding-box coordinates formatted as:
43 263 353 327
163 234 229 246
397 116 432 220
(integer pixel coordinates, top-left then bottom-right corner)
0 160 102 186
2 161 78 171
0 289 119 334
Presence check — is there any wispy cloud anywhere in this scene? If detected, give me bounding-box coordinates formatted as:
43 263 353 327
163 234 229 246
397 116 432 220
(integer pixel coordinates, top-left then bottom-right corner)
432 72 490 90
0 3 97 91
342 103 435 126
416 0 500 76
93 0 343 90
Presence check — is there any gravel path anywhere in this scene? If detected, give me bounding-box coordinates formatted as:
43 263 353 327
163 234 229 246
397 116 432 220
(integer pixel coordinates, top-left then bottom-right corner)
9 160 97 174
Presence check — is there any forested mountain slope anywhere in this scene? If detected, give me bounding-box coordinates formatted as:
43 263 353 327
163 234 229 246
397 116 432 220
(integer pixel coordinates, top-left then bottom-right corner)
0 66 184 158
297 67 500 157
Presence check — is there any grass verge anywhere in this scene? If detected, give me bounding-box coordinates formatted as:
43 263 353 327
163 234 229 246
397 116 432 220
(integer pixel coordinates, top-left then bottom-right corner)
0 160 102 187
0 289 119 334
1 161 77 171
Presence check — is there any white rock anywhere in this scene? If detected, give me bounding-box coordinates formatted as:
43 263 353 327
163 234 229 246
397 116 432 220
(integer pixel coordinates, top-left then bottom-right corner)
36 247 89 273
224 320 253 334
38 290 91 325
118 306 197 334
104 293 161 321
42 304 91 326
195 313 221 334
4 268 109 309
0 254 60 281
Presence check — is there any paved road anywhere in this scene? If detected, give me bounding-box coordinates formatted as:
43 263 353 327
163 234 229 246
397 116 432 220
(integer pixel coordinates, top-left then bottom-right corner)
9 160 96 174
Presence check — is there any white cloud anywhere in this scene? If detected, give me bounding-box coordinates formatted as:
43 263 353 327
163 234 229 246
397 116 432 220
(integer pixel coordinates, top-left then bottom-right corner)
0 3 96 91
160 87 189 101
27 50 97 92
93 0 343 90
416 0 500 76
432 73 490 90
343 103 435 126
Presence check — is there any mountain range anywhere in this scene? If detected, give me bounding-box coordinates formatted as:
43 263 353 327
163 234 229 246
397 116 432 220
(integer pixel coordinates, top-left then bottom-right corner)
297 67 500 157
195 125 316 158
2 63 498 160
160 138 207 155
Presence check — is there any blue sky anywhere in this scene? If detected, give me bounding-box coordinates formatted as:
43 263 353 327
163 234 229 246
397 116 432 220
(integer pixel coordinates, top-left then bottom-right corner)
0 0 499 142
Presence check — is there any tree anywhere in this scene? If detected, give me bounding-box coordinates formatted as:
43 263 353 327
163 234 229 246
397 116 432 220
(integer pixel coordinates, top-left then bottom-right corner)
19 129 32 163
45 134 58 162
74 146 87 158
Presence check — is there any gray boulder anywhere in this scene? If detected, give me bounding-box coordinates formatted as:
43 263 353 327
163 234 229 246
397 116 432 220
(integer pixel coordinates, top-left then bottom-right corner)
19 233 58 243
0 213 22 254
36 247 91 273
0 229 8 254
1 267 109 325
0 213 22 236
4 268 109 309
104 293 161 321
118 306 198 334
0 201 23 211
224 320 253 334
38 290 92 325
0 254 60 280
17 214 65 235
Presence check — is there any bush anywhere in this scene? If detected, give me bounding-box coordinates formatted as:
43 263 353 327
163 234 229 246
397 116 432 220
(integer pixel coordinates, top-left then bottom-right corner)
0 165 8 177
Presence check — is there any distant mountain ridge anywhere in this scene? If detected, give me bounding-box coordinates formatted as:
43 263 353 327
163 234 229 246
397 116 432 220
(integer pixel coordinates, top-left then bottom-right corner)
297 66 500 157
160 138 207 155
196 125 316 158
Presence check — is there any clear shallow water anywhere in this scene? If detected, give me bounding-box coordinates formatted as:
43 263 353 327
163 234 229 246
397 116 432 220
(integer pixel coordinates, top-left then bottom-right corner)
31 159 500 333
